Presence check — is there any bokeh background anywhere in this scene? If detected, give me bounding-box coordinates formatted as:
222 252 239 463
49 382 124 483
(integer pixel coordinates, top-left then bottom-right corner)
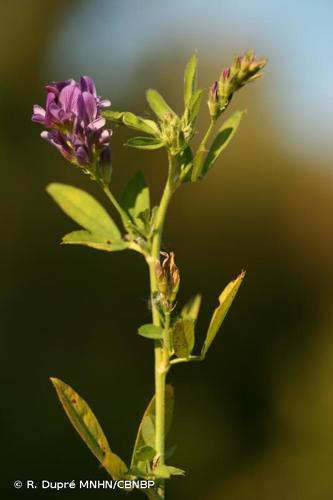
2 1 333 499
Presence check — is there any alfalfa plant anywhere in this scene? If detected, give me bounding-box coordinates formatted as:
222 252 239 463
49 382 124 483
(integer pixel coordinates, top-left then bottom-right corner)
32 50 267 499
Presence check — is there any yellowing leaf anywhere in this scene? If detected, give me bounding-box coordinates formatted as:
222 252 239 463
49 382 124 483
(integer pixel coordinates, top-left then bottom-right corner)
201 271 245 357
171 319 195 358
50 378 128 480
181 294 202 322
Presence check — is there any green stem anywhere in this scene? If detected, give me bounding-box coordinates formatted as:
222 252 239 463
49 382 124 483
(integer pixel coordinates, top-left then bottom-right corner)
191 118 216 180
164 311 171 353
101 184 132 228
170 355 204 365
147 154 176 499
201 119 216 149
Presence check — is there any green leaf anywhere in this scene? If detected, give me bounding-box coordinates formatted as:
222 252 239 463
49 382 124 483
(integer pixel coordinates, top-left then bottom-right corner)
136 209 151 235
165 465 186 476
50 378 128 480
122 112 159 135
127 466 150 480
171 319 195 358
121 172 150 222
126 136 164 150
201 110 245 177
102 110 125 124
181 294 202 322
184 52 198 108
131 385 174 469
149 206 158 227
62 230 128 252
154 464 185 479
141 415 155 447
201 271 245 357
103 110 160 138
178 146 194 183
138 324 164 339
47 184 121 240
146 89 175 119
135 445 156 462
153 464 171 479
189 88 203 124
191 147 206 181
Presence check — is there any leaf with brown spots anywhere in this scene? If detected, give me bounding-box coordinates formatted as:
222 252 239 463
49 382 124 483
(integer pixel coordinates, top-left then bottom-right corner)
50 377 128 480
171 319 195 358
201 271 245 357
62 230 128 252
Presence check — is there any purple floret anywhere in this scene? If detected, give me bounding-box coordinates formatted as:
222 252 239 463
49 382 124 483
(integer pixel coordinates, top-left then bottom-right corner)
32 76 112 173
210 81 218 101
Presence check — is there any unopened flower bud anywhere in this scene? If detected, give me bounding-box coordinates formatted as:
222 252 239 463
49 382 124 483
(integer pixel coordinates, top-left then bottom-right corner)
210 50 267 119
97 147 112 185
235 56 242 69
155 252 180 305
222 67 231 80
231 50 268 89
210 81 218 101
160 113 185 155
208 81 220 120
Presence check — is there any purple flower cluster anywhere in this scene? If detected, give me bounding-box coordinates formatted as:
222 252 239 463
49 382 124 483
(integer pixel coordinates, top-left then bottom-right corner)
32 76 112 174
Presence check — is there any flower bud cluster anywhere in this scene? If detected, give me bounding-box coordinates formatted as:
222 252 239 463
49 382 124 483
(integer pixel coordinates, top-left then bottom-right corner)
208 50 267 119
159 113 187 156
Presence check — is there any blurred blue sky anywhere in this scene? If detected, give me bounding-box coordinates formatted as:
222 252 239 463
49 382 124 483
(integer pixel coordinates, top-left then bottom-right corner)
46 0 333 161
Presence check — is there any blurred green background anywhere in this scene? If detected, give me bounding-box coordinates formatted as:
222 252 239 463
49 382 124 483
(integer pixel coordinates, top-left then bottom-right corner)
2 1 333 499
